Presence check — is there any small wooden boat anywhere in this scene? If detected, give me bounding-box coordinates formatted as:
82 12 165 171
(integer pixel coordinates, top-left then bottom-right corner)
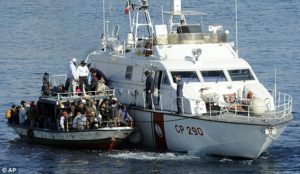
9 124 134 149
7 82 134 150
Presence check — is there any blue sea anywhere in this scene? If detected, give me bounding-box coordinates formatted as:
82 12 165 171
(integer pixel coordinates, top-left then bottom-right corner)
0 0 299 173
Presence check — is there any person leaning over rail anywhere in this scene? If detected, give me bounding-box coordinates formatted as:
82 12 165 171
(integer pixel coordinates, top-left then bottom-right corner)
90 67 107 86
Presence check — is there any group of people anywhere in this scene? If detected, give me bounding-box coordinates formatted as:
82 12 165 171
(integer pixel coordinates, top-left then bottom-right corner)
6 100 39 127
66 57 107 96
59 97 133 131
6 97 133 131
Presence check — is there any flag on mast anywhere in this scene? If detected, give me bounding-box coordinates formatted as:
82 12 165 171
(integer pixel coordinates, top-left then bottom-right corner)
124 0 132 14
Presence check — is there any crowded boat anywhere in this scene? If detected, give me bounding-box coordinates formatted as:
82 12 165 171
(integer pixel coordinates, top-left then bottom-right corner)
5 59 135 149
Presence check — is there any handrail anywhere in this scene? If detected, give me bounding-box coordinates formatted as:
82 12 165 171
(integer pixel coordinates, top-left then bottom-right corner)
43 89 116 102
114 87 292 121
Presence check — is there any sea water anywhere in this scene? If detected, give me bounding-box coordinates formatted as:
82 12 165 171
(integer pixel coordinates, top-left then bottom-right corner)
0 0 299 173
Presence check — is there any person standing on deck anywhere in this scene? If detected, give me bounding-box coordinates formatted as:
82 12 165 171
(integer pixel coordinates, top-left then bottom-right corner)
176 74 183 114
67 58 79 95
77 60 89 93
19 101 28 126
144 71 153 109
59 111 68 131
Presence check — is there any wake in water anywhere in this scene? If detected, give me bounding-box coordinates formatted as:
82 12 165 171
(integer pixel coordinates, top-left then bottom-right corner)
102 150 200 161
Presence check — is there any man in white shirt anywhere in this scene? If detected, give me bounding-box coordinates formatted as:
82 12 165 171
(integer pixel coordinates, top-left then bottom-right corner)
18 101 28 126
77 60 89 93
60 111 68 131
67 58 79 95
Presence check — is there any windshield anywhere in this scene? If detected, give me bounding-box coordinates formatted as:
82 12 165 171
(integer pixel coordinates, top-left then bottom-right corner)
228 69 255 81
170 71 200 83
201 70 227 82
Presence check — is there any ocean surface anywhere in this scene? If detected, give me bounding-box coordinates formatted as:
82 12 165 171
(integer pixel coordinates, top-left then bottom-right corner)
0 0 299 173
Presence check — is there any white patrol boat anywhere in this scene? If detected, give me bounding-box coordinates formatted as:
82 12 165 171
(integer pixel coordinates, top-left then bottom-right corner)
8 75 134 150
87 0 293 158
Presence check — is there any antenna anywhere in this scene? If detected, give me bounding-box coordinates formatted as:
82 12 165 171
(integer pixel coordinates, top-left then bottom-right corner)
235 0 239 58
102 0 106 51
161 6 164 24
274 67 277 107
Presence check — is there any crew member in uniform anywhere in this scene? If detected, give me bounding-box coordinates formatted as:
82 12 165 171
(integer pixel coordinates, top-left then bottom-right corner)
144 71 153 109
176 74 183 114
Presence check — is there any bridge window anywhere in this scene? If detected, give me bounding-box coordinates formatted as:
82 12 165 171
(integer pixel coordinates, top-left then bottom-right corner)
228 69 255 81
125 66 133 80
162 71 170 85
170 71 200 83
201 70 227 82
177 25 203 33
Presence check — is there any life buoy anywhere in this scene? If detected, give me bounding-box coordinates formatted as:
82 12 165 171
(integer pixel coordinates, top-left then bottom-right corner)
27 129 34 139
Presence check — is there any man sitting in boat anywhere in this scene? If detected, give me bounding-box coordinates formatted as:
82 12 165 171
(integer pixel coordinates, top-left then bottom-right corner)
85 99 98 128
90 113 102 129
114 105 133 127
99 99 111 121
72 112 87 130
74 99 87 116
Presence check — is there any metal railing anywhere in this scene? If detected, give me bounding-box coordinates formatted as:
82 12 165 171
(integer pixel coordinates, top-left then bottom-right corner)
54 89 115 101
114 87 292 121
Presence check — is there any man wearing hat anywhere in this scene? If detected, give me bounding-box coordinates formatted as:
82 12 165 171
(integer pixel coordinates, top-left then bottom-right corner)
77 60 89 93
67 57 79 95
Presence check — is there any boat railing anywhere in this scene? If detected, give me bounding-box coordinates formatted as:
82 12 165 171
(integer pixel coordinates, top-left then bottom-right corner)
56 89 115 101
43 74 116 101
155 32 228 45
115 87 292 121
62 119 127 132
184 90 292 121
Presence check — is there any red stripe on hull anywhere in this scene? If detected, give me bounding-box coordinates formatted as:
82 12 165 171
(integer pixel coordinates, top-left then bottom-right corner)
152 112 167 152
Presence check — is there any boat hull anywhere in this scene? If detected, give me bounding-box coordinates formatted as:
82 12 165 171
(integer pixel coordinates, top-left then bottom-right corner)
131 108 292 159
10 125 134 150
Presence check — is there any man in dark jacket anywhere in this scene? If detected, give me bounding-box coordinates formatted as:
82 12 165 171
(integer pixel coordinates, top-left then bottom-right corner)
176 74 183 114
144 71 153 109
90 68 107 85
